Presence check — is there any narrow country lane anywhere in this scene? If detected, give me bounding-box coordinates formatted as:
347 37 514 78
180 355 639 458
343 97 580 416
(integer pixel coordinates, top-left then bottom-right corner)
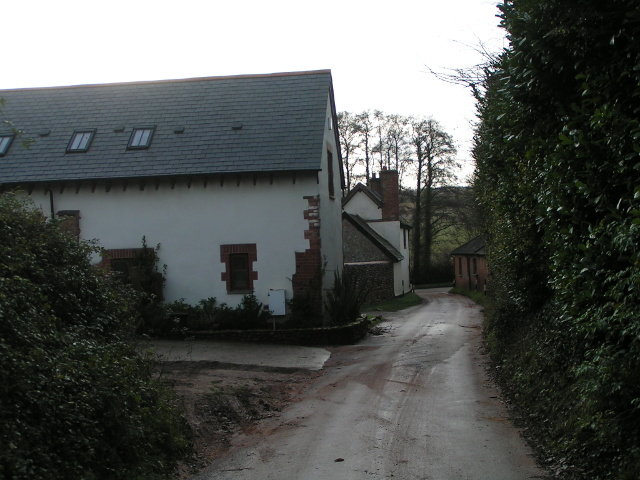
191 289 547 480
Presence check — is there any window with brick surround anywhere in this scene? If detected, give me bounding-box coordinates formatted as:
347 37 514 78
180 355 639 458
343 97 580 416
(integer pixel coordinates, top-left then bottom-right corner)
56 210 80 239
99 248 146 281
220 244 257 293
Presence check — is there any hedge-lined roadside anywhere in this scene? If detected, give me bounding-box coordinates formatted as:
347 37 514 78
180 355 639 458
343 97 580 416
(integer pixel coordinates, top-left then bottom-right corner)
474 1 640 477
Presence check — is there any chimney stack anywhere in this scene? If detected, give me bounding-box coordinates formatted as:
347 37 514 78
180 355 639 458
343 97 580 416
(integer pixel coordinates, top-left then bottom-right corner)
368 172 382 197
380 169 400 221
368 169 400 220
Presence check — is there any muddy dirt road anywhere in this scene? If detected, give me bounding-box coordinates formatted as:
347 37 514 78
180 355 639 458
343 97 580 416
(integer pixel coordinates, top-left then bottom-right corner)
191 289 546 480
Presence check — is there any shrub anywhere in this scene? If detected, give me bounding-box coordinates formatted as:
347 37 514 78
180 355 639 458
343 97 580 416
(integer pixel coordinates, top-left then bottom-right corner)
147 295 272 334
285 295 323 328
0 193 190 479
325 269 369 325
217 295 271 330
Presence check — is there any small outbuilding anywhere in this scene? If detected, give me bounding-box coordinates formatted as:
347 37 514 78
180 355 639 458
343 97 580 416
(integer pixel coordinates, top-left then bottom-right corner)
342 169 411 303
450 236 488 292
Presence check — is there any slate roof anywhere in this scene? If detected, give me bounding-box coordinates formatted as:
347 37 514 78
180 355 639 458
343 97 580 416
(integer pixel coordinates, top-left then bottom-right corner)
0 70 337 184
450 236 486 256
343 212 404 262
342 182 383 208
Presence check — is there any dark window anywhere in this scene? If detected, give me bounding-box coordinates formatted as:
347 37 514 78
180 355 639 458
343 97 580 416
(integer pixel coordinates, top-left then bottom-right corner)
110 257 137 282
220 244 257 293
66 130 95 153
0 134 14 156
327 149 335 198
128 127 155 149
472 257 478 275
229 253 249 291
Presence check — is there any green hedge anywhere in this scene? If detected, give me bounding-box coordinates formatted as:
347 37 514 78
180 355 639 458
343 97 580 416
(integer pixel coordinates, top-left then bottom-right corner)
474 1 640 477
0 194 189 479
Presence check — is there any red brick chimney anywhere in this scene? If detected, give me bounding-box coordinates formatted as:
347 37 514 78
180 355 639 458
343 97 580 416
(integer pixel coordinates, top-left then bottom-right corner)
380 168 400 220
368 172 382 197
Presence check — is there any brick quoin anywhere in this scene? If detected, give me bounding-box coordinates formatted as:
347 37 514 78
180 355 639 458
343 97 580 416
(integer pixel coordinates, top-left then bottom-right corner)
292 195 323 314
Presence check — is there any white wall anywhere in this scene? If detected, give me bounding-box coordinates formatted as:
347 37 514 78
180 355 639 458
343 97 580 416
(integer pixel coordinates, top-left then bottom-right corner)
369 221 411 296
25 173 321 308
342 191 381 220
318 95 344 289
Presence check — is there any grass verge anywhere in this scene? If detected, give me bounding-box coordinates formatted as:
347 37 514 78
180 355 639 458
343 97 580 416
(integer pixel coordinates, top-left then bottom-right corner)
449 287 490 307
363 292 423 313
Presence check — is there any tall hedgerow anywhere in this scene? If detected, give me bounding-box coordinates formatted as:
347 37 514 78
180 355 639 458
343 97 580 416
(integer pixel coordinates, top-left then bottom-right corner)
0 193 189 479
474 0 640 477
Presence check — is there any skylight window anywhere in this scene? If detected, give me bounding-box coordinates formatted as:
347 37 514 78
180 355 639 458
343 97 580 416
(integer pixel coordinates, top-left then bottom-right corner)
67 129 96 153
128 127 155 149
0 134 14 156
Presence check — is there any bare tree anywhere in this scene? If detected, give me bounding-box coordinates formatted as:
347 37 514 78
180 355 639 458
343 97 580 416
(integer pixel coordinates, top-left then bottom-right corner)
407 117 428 279
385 114 410 184
407 118 460 282
355 111 375 182
372 110 388 172
338 111 361 192
425 40 500 100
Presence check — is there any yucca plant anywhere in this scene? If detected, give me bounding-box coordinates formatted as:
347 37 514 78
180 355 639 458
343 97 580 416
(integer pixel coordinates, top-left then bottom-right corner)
325 269 369 326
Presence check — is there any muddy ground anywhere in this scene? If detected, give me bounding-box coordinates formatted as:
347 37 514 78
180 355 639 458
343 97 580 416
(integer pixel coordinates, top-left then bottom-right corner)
157 360 324 478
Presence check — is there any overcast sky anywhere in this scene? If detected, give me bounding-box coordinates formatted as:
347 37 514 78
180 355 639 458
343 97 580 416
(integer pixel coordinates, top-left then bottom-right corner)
1 0 505 180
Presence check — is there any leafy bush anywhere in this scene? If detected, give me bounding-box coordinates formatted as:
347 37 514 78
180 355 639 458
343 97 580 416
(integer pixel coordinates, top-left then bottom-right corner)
0 193 190 479
325 269 369 326
285 295 323 328
144 295 272 335
474 0 640 477
217 295 272 330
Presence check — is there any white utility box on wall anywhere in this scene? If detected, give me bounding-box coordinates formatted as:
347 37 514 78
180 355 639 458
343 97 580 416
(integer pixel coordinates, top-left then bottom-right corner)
268 289 286 316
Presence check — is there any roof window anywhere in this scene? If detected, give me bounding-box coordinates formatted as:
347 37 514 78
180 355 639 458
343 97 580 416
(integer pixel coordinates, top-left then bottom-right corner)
0 134 14 156
67 129 95 153
128 127 155 149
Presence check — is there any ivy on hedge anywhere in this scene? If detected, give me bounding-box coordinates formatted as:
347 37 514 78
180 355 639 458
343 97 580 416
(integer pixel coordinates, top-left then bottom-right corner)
474 1 640 477
0 194 189 479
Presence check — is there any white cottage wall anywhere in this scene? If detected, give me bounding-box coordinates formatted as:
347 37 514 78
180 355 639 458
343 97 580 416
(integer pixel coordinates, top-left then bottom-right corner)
25 174 318 308
318 96 344 289
342 191 381 220
369 221 411 296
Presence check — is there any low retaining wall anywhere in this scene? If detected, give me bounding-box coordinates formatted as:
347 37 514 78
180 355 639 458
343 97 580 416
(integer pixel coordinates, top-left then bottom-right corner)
187 316 372 346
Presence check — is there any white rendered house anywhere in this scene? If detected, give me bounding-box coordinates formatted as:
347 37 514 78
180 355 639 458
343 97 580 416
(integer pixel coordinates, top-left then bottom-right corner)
0 70 344 315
